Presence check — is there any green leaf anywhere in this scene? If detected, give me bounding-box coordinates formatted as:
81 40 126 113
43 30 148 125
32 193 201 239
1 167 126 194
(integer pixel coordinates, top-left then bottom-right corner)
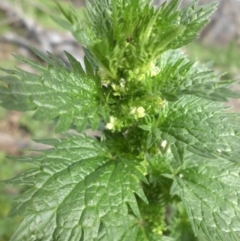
169 141 184 165
65 51 85 75
0 51 107 133
158 96 240 163
169 1 217 48
138 125 152 132
155 50 239 102
7 134 147 241
171 156 240 241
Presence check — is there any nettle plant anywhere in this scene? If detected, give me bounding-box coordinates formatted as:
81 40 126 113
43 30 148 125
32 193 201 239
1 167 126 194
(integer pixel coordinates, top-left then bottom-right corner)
1 0 240 240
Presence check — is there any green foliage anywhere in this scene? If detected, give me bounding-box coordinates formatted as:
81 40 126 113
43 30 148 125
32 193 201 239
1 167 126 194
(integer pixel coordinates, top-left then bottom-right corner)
1 0 240 240
6 135 147 241
171 155 240 241
0 49 108 133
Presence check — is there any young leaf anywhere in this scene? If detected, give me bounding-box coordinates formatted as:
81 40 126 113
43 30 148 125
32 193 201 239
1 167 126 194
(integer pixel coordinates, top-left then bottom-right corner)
55 0 216 81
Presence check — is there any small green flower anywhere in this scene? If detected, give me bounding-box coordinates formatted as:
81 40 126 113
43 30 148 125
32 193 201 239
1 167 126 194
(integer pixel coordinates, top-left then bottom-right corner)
105 116 123 131
111 78 126 96
105 116 116 130
137 107 146 118
130 106 146 118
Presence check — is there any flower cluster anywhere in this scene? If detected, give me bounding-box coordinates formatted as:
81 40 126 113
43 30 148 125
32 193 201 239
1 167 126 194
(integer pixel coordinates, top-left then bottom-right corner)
105 106 146 131
130 106 146 118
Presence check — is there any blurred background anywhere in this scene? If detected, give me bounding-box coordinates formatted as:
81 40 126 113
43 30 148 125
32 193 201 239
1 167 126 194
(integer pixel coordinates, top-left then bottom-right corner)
0 0 240 240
